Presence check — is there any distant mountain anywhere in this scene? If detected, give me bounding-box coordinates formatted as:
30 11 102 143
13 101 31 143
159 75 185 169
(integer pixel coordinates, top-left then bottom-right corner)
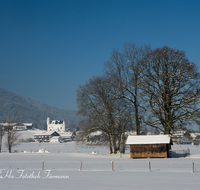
0 88 78 129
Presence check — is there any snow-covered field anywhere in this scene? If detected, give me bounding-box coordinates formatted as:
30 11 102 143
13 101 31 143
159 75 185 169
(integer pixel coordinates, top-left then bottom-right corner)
1 131 200 190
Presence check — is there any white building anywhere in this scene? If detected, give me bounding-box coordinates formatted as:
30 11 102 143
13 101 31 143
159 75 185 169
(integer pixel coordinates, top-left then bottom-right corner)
47 117 65 132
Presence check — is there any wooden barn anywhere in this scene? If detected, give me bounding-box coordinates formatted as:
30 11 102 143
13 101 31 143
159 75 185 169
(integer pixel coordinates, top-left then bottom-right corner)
126 135 171 158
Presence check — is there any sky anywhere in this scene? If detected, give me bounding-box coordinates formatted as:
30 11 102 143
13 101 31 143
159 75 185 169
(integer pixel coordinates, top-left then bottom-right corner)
0 0 200 111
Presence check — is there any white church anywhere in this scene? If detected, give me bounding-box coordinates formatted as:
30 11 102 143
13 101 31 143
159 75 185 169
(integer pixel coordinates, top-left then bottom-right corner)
47 116 65 132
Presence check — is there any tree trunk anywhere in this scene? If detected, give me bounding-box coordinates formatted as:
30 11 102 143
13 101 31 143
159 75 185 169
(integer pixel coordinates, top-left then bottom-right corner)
0 129 3 153
9 144 11 153
164 127 172 150
117 122 122 152
122 133 126 154
135 102 140 135
0 135 2 153
108 135 113 154
110 115 117 154
112 133 117 154
164 127 170 134
111 124 117 154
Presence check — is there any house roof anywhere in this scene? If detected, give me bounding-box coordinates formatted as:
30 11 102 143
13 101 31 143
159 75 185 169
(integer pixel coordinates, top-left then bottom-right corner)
34 131 60 136
59 132 72 138
126 135 170 145
13 123 25 126
0 123 32 126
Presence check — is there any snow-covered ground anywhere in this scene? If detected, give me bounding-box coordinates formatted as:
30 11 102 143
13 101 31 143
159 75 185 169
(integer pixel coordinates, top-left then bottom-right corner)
1 132 200 190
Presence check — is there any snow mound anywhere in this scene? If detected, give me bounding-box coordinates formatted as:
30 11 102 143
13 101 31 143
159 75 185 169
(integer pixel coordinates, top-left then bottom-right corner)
22 151 31 153
92 151 99 154
37 149 49 153
21 149 50 153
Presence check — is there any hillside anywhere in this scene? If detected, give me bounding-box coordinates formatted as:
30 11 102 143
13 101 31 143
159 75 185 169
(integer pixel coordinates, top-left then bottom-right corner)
0 88 78 129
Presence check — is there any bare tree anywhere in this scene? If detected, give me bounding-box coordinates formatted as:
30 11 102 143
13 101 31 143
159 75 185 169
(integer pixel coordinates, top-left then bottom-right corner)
142 46 200 134
104 43 151 135
0 125 5 153
76 76 117 153
4 121 21 153
76 76 131 153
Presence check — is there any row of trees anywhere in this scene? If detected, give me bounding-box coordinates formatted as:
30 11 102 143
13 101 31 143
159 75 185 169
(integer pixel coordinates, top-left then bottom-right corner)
76 43 200 154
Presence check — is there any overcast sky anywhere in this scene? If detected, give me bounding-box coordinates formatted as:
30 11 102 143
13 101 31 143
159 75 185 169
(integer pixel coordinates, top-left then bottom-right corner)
0 0 200 111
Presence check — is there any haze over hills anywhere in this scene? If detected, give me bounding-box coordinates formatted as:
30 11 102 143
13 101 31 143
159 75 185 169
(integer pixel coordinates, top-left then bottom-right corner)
0 88 78 129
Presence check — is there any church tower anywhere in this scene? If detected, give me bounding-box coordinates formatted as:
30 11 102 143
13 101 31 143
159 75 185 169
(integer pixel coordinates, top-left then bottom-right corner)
47 116 50 130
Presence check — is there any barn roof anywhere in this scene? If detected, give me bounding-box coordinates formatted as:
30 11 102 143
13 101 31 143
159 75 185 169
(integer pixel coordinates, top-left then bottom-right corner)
126 135 170 145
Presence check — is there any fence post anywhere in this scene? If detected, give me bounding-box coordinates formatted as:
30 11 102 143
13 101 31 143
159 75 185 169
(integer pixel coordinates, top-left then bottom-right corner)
192 162 194 173
149 162 151 172
111 161 114 171
42 161 44 170
80 162 82 171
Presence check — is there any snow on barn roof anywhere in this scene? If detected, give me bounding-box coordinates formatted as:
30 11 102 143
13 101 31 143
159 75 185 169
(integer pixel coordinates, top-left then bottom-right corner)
126 135 170 145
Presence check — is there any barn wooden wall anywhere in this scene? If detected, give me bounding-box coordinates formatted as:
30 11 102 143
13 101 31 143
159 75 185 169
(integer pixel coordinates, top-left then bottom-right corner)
130 144 169 158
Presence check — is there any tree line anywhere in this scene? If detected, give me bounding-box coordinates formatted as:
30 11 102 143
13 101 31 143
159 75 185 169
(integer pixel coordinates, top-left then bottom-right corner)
76 43 200 154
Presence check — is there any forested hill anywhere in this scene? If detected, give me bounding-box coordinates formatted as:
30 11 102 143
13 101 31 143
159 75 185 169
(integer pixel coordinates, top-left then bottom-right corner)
0 88 78 129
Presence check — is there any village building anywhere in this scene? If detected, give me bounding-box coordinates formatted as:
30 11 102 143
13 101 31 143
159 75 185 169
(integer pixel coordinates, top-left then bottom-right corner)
34 131 60 142
59 132 73 142
87 131 105 143
169 130 193 144
33 131 73 143
47 117 65 132
12 123 32 130
0 122 32 130
126 135 171 158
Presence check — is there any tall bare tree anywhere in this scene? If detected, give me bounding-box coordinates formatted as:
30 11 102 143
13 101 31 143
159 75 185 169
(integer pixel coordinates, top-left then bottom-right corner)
104 43 150 135
77 76 115 153
142 46 200 134
76 76 131 153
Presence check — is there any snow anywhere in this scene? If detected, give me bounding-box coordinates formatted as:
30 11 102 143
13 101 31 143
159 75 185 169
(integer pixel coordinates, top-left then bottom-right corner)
21 149 49 153
15 130 37 139
126 135 170 144
1 133 200 189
